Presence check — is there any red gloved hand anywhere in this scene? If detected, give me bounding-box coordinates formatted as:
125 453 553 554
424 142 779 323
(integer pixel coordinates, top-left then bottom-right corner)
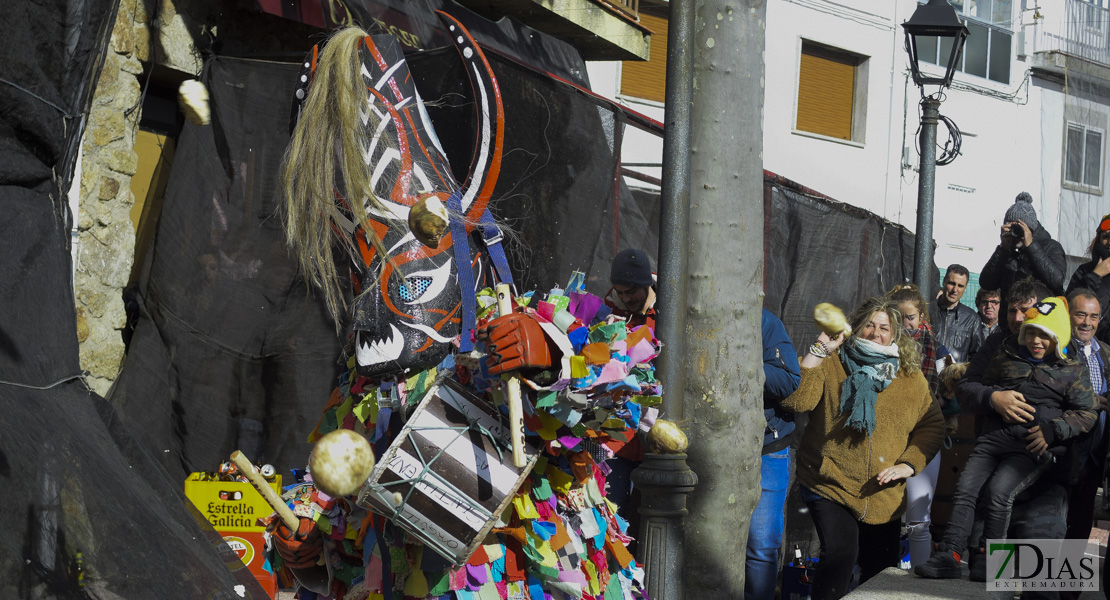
272 517 322 569
477 313 554 375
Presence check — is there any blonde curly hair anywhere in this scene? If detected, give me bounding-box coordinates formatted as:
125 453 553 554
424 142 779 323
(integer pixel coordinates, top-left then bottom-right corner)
847 296 922 377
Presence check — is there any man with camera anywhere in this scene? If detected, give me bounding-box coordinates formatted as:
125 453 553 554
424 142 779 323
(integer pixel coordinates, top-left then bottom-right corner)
978 191 1066 300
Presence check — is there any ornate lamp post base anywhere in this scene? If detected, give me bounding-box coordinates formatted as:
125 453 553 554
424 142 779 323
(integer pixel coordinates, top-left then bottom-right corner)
632 452 698 600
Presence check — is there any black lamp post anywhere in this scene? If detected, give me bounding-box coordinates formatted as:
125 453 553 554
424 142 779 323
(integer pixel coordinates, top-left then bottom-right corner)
902 0 968 292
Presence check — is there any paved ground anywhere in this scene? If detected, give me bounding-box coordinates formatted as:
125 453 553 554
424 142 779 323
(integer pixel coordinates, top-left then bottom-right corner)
274 524 1110 599
845 523 1110 599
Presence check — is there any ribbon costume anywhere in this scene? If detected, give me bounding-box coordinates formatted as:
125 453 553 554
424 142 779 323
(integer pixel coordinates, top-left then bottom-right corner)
276 13 658 600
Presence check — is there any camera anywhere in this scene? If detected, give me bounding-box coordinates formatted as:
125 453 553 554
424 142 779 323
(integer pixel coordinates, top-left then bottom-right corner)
1011 223 1024 238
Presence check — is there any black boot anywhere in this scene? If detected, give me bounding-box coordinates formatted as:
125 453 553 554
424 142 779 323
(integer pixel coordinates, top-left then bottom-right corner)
914 548 963 579
967 546 986 582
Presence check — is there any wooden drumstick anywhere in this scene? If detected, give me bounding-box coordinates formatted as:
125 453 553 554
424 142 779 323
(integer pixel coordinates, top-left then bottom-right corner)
495 283 527 468
230 450 299 530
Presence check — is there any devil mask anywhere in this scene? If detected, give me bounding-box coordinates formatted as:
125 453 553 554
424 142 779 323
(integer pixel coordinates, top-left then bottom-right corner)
283 13 504 378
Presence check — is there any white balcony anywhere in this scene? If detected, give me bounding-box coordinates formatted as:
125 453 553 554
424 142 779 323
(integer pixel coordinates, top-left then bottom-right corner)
1031 0 1110 69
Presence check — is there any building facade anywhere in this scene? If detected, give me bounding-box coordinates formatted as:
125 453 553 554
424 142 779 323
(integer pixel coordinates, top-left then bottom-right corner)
589 0 1110 284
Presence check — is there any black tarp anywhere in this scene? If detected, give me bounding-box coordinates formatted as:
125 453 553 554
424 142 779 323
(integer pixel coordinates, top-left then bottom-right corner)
0 0 268 598
762 172 932 344
111 56 346 485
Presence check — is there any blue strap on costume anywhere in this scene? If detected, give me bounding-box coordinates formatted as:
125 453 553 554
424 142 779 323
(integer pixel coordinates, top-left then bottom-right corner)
479 208 514 287
446 191 477 352
376 519 392 600
448 193 514 352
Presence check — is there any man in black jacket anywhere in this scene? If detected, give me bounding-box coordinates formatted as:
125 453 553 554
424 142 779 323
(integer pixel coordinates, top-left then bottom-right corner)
933 264 979 362
979 192 1066 299
956 277 1062 585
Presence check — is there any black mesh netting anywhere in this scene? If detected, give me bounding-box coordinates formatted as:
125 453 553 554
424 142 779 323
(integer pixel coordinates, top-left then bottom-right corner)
110 56 347 485
1 1 267 598
762 174 934 345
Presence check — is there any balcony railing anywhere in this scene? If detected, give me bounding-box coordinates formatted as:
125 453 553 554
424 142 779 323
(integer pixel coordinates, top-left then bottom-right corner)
1033 0 1110 68
594 0 640 21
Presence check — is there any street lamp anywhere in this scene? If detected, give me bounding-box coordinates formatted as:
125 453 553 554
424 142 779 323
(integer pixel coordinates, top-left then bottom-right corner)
901 0 968 292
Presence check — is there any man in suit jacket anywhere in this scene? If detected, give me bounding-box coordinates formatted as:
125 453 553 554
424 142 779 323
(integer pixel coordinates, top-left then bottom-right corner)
1062 288 1110 600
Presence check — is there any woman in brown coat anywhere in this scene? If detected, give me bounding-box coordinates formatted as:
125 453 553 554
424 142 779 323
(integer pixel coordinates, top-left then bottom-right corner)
783 296 944 600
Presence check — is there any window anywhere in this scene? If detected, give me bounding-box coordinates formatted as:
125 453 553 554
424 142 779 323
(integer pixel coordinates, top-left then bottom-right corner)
916 0 1013 84
1065 123 1103 190
620 12 668 103
795 41 868 143
1083 0 1107 34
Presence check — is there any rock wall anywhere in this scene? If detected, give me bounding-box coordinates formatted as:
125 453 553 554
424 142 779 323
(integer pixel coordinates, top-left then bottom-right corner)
76 0 151 396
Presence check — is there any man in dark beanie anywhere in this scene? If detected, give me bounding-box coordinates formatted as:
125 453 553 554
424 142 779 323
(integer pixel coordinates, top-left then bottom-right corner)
605 248 657 329
599 248 658 553
979 191 1066 299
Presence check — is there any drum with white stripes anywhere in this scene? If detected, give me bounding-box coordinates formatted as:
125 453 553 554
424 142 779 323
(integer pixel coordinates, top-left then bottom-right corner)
357 378 539 565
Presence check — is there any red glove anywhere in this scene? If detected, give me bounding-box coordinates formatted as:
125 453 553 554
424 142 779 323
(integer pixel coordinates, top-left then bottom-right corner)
272 517 322 569
477 313 554 374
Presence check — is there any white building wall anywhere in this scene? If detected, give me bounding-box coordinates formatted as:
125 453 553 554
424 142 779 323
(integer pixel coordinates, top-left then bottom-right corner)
586 0 1107 279
1041 84 1110 260
586 61 665 190
763 0 903 222
1039 86 1067 252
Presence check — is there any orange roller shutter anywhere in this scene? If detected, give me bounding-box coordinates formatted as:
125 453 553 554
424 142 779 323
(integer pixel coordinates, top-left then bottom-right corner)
620 13 667 103
797 49 854 140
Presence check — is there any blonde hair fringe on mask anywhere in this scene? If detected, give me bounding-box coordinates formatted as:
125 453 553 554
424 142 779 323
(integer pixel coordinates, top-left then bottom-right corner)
280 27 402 328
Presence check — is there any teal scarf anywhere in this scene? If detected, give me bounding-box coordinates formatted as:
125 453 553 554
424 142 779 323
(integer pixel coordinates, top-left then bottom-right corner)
838 337 900 435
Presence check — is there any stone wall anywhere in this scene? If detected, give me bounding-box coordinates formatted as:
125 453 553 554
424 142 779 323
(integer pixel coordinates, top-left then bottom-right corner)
76 0 150 396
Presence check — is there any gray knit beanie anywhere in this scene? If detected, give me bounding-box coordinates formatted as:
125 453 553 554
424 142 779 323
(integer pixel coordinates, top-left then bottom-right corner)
1003 192 1039 231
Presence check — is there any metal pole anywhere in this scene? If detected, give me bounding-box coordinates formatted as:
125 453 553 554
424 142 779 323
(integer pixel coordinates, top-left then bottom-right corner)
634 1 695 597
655 0 693 422
913 96 940 291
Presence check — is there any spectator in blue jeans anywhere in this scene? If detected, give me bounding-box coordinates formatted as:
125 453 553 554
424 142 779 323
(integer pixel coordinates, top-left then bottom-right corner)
745 309 801 599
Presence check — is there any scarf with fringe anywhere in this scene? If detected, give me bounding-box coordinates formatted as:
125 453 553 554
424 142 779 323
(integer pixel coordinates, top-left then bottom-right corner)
839 337 900 435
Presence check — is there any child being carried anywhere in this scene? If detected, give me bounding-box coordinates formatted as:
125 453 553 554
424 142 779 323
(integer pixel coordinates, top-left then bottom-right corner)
914 296 1097 580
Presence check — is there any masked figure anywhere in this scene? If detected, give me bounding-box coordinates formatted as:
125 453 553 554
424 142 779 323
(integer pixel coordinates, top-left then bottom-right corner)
275 15 651 600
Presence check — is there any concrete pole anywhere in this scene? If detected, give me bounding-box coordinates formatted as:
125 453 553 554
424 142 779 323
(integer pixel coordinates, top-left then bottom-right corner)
913 97 940 291
680 0 767 597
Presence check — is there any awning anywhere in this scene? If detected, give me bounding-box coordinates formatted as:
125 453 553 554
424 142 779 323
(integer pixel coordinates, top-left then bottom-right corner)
256 0 592 86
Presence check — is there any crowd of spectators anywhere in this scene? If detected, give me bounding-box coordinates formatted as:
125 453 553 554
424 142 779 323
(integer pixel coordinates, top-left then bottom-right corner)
751 194 1110 599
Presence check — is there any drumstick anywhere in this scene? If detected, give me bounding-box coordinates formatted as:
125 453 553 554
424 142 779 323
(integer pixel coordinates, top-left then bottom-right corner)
495 283 527 468
230 450 299 530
